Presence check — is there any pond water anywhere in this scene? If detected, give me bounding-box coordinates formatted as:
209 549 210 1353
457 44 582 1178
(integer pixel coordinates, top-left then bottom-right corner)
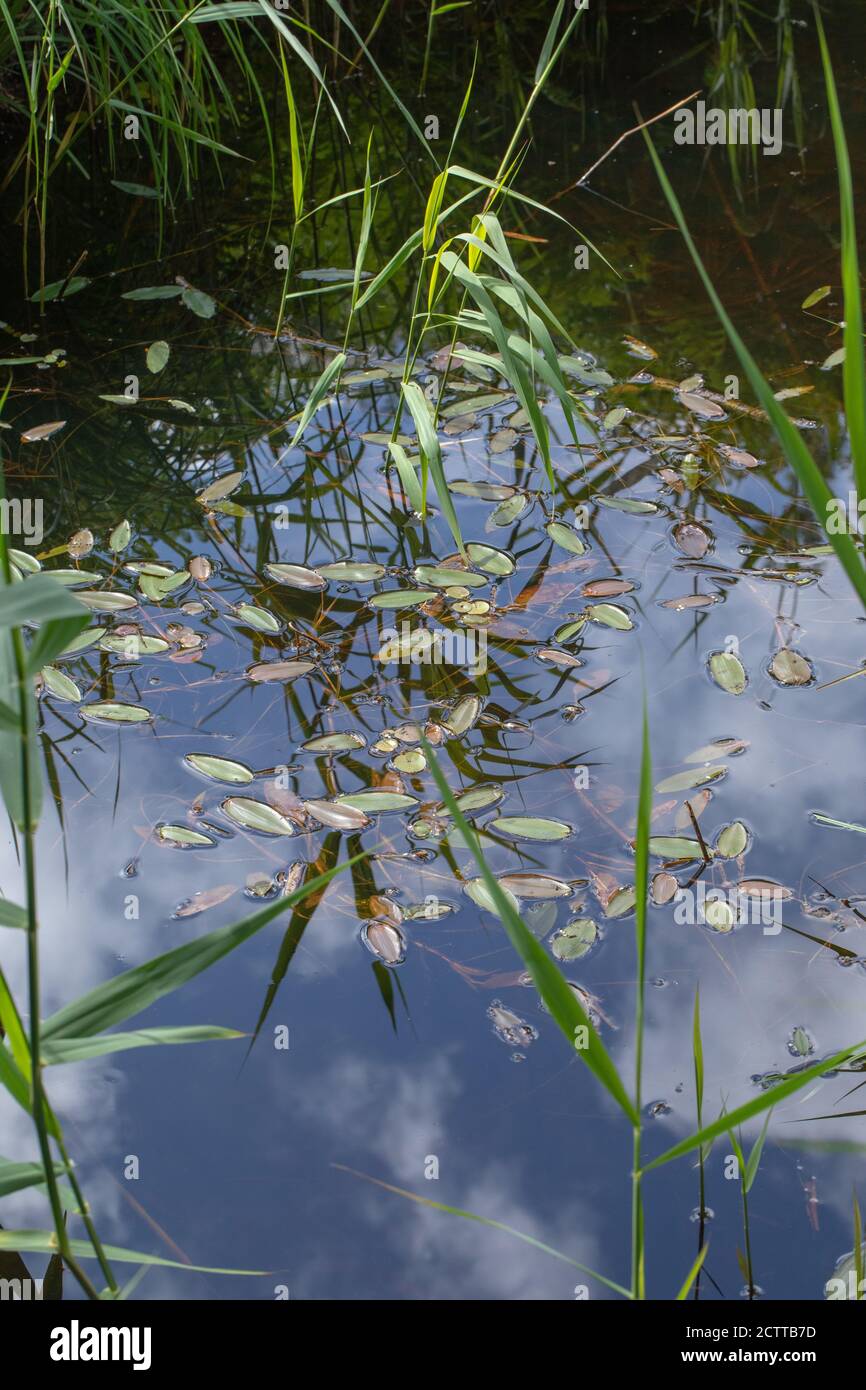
2 3 866 1300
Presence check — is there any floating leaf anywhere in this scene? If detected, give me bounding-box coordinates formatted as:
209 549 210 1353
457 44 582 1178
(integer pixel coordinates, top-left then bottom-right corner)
651 872 679 905
498 873 574 899
594 495 659 515
685 737 748 763
392 748 427 774
716 821 750 857
60 627 106 656
538 648 582 668
139 570 190 602
674 521 712 558
184 754 254 785
31 277 90 302
769 648 814 686
317 562 385 582
709 651 747 695
449 479 515 501
821 346 845 371
466 543 515 576
810 812 866 836
81 700 151 723
99 634 170 656
369 589 438 609
442 694 481 735
182 287 217 319
196 471 243 504
20 420 66 443
603 406 630 429
554 618 587 643
337 791 418 813
302 733 365 753
678 392 725 419
304 799 370 830
604 885 637 918
158 824 216 848
801 285 831 309
234 603 281 633
647 836 704 860
489 815 572 842
437 783 504 817
265 563 326 590
245 659 314 683
582 578 633 598
76 590 137 612
465 877 519 917
109 519 131 553
222 797 295 836
172 885 238 918
551 918 599 960
585 603 634 631
146 341 170 374
40 666 81 702
414 565 487 589
122 285 183 301
655 766 726 794
490 493 529 526
362 920 407 966
718 444 760 469
545 520 586 555
622 333 657 360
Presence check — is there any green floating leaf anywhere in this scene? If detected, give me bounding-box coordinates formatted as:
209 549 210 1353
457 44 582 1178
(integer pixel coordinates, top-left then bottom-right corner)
716 821 750 857
100 634 170 656
466 542 515 576
109 519 131 553
265 563 326 590
489 815 572 842
655 766 727 794
302 733 366 753
40 666 81 702
545 520 586 555
81 701 151 723
222 797 296 836
182 287 217 319
77 590 137 612
369 589 437 609
185 753 254 785
801 285 831 309
121 285 183 301
197 470 244 504
585 603 633 630
146 340 170 374
709 650 748 695
551 918 599 961
234 603 281 633
337 791 418 812
646 836 704 860
157 824 216 848
594 494 659 514
811 812 866 836
414 565 486 589
317 562 385 582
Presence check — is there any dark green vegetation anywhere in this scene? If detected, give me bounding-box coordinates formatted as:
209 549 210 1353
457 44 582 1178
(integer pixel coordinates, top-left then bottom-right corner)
1 2 865 1302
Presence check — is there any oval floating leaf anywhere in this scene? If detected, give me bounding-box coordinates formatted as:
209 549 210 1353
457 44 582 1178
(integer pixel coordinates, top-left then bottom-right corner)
465 542 515 576
246 660 315 683
234 603 281 633
709 651 747 695
489 816 572 842
81 701 151 723
317 562 385 582
769 648 814 686
265 563 326 590
362 920 407 966
545 520 586 555
369 589 438 609
158 825 216 848
185 754 254 785
222 797 295 836
302 732 365 753
336 791 418 813
716 821 750 858
304 799 370 830
647 836 704 860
